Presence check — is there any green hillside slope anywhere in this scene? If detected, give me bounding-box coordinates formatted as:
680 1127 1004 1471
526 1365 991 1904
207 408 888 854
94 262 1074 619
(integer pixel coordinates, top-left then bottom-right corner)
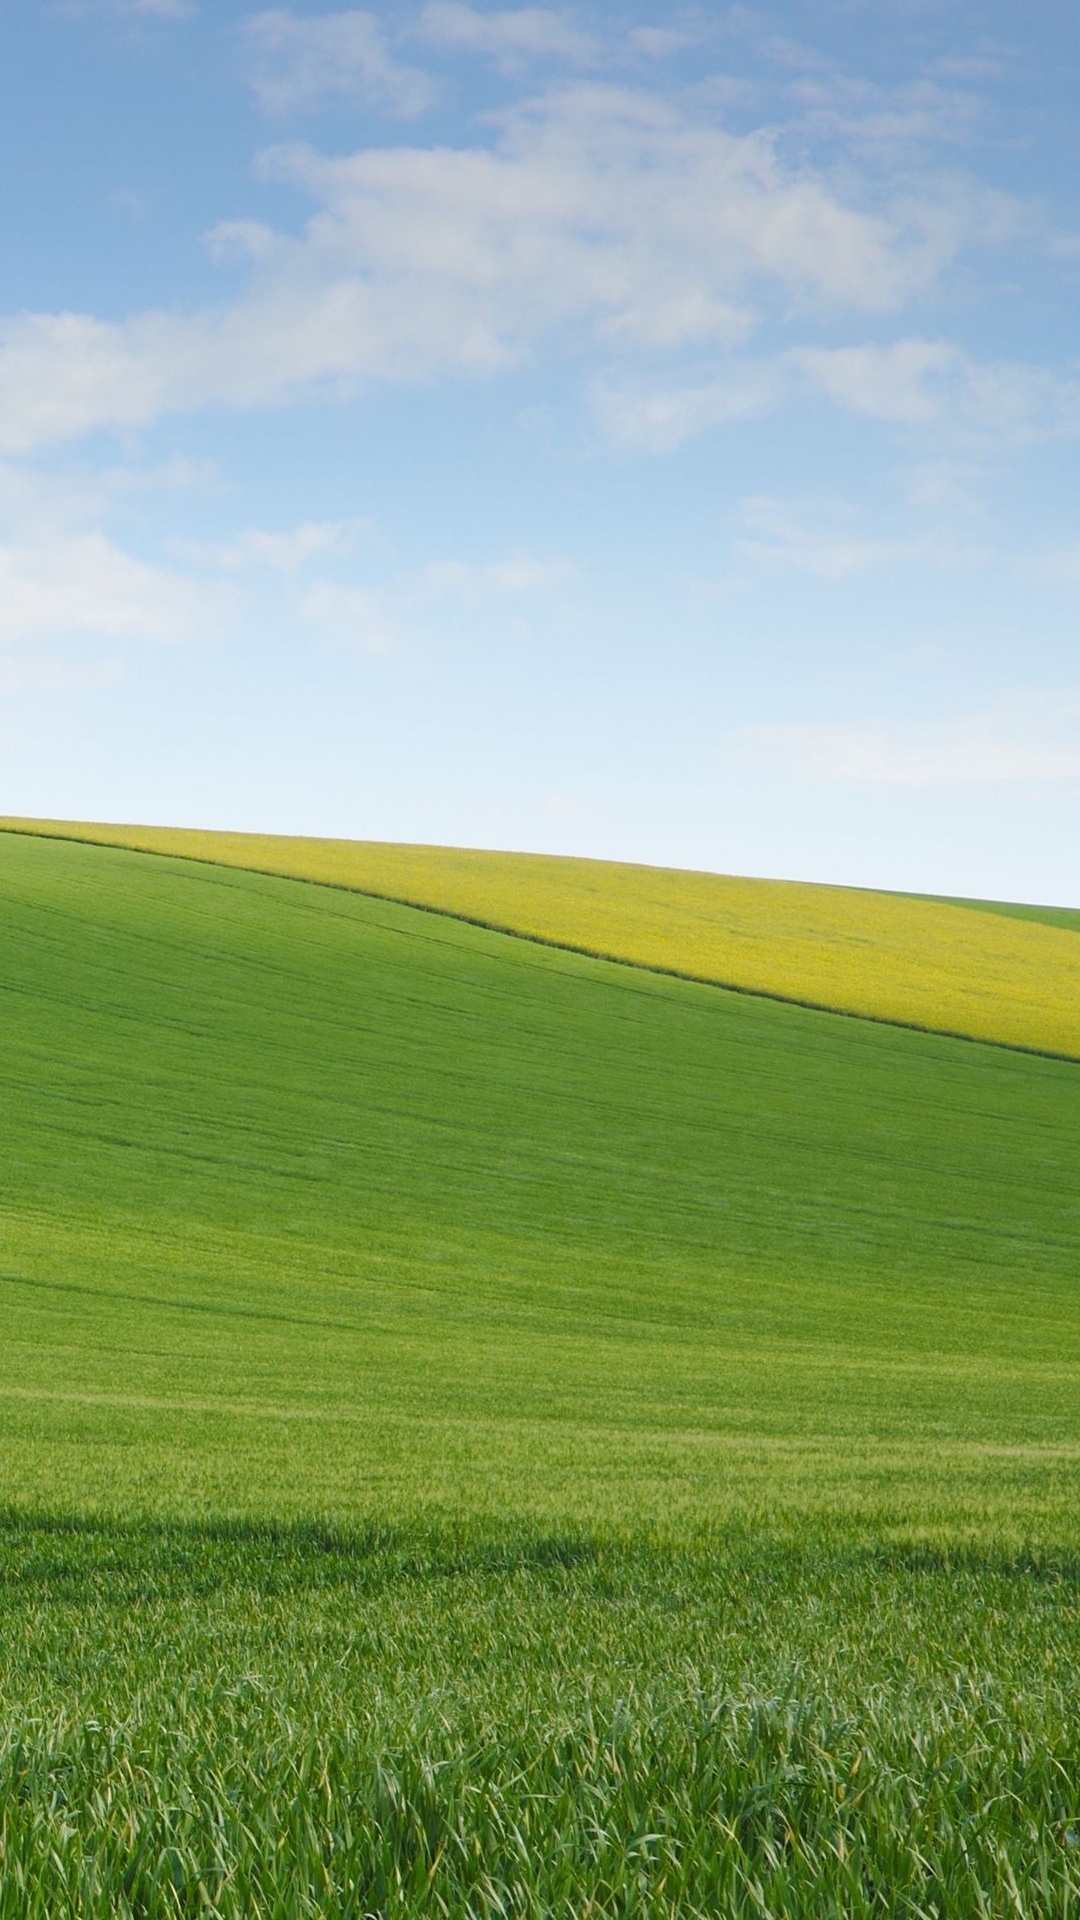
3 816 1079 1058
914 891 1080 933
6 829 1080 1914
3 828 1080 1540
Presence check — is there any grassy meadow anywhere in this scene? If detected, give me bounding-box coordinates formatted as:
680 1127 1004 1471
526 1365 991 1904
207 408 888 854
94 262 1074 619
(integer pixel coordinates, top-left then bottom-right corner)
6 1516 1080 1917
2 825 1080 1913
4 813 1080 1057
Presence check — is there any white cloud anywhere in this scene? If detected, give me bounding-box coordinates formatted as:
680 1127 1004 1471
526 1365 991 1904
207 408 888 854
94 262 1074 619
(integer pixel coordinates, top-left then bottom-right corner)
0 457 216 557
417 553 568 595
0 535 214 644
593 365 780 451
628 27 692 59
61 0 195 17
0 654 121 696
594 336 1080 459
734 494 982 578
0 85 955 454
791 339 959 425
246 10 435 116
899 456 989 516
791 74 983 154
736 699 1080 787
179 517 371 571
0 452 221 655
299 545 565 647
1017 542 1080 585
0 472 560 665
958 358 1080 438
126 0 193 15
792 340 1080 442
595 333 1080 459
417 4 595 67
205 219 281 263
298 581 402 651
0 311 205 452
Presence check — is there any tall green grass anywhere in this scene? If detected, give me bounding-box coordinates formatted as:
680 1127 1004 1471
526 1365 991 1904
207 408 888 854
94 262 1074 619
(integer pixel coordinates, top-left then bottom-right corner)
4 1513 1080 1917
3 830 1080 1912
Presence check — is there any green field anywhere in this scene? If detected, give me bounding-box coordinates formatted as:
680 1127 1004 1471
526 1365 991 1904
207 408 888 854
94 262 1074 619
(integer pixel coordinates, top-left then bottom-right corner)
3 827 1080 1914
7 814 1080 1056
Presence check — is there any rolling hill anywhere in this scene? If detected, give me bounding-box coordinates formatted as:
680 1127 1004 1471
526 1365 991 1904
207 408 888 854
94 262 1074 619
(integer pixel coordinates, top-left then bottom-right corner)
4 823 1080 1913
3 824 1079 1537
2 814 1078 1061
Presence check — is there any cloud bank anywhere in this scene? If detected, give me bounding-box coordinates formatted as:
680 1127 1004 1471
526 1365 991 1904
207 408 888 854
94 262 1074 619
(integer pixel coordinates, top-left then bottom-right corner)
0 84 966 455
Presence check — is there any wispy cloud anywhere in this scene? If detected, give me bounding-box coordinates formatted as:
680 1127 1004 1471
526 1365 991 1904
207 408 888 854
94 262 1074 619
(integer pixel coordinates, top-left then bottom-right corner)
791 73 984 154
417 4 595 69
0 534 217 644
297 581 403 652
0 458 225 651
0 84 963 454
246 9 435 116
53 0 195 17
416 553 569 596
593 366 780 452
0 654 121 696
734 494 984 578
736 697 1080 787
792 340 1080 443
299 546 567 649
178 518 371 571
627 27 693 60
791 339 959 426
589 333 1080 459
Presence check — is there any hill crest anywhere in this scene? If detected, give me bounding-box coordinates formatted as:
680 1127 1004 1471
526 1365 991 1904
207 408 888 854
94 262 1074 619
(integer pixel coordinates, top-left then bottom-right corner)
2 815 1078 1060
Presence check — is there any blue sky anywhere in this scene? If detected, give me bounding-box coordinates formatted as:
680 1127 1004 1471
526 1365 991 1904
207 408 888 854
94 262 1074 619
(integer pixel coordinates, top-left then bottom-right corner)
2 0 1078 901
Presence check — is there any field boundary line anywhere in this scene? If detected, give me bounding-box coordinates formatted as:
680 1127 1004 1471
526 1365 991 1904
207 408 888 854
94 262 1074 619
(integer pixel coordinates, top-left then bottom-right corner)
4 821 1079 1067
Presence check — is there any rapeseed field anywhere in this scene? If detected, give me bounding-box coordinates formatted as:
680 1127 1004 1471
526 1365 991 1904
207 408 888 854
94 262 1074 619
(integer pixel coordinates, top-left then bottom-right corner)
3 813 1078 1058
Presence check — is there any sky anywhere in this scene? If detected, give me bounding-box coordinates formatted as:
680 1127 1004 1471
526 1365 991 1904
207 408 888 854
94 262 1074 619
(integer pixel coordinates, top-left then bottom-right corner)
1 0 1078 901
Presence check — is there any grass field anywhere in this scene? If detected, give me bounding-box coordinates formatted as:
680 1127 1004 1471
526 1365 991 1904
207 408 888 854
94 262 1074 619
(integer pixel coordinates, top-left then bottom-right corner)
4 813 1080 1057
6 1516 1080 1916
3 826 1080 1913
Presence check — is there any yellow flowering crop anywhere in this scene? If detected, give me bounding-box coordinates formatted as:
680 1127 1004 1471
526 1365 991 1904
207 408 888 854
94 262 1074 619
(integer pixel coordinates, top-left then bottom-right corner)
3 816 1078 1059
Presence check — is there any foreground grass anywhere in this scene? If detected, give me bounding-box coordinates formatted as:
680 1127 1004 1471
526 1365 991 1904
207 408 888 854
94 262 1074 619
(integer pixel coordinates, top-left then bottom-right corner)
3 829 1080 1534
3 816 1079 1057
3 1513 1080 1917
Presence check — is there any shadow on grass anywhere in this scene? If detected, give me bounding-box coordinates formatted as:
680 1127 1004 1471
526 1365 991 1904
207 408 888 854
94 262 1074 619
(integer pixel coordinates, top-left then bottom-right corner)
3 1506 1080 1605
0 1507 600 1602
866 1539 1080 1584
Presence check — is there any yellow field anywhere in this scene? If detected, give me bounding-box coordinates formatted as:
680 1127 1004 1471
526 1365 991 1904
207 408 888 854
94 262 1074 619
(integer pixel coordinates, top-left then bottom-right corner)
3 815 1078 1058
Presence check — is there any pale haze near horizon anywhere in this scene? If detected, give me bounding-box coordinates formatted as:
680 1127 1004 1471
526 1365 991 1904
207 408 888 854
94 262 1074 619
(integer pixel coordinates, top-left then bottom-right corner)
1 0 1078 905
